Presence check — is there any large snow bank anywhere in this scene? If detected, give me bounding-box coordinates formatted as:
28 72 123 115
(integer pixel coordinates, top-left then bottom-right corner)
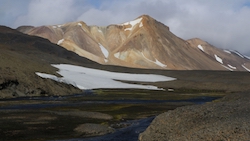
36 64 176 90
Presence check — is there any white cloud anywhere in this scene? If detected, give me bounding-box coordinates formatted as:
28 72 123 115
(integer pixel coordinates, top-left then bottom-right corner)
161 0 250 53
77 9 114 26
13 0 79 27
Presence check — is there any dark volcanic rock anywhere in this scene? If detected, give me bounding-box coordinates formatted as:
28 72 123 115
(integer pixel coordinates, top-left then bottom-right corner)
139 93 250 141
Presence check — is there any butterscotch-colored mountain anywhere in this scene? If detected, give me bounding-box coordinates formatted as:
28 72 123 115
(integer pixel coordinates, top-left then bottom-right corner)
17 15 250 71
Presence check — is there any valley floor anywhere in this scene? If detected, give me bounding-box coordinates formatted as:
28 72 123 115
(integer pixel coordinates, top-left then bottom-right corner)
0 89 223 141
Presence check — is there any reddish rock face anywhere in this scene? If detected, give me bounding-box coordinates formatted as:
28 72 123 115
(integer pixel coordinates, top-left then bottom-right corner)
18 15 250 71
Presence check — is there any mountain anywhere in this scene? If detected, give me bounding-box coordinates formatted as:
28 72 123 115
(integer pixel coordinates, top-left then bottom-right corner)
0 26 180 98
17 15 250 71
187 38 250 71
2 25 250 99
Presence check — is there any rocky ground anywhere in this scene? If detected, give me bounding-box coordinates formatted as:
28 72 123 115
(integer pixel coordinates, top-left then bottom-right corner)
139 92 250 141
74 123 115 137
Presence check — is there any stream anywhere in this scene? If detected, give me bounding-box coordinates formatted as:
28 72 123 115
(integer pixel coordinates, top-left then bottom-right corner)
0 96 219 110
0 93 221 141
52 117 155 141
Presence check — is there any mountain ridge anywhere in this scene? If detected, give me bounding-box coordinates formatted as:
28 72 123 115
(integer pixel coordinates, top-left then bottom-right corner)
17 15 250 71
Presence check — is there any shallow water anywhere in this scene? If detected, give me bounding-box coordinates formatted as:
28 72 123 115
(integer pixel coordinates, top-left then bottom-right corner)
51 117 155 141
0 92 221 141
0 96 218 110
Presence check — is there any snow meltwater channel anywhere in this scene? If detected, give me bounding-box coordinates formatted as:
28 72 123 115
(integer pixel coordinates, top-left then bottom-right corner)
36 64 176 90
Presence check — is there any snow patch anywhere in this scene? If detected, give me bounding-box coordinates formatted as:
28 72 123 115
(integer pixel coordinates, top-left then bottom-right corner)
57 25 62 28
104 59 108 63
223 50 231 54
36 72 83 89
122 18 142 31
36 64 176 90
197 45 204 52
78 23 82 27
242 65 250 72
124 28 131 31
227 64 236 69
141 52 152 62
36 73 60 82
52 25 57 28
155 59 167 68
214 54 223 64
98 29 102 33
142 53 167 68
99 43 109 58
57 39 64 45
114 52 120 59
168 88 174 92
222 65 233 71
139 22 143 28
244 55 250 60
230 50 244 58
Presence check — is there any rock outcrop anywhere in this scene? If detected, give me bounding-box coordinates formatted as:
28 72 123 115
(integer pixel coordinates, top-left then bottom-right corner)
139 92 250 141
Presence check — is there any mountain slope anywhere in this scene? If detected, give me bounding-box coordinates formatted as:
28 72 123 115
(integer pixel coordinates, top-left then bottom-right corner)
17 15 250 71
187 38 250 71
0 26 94 98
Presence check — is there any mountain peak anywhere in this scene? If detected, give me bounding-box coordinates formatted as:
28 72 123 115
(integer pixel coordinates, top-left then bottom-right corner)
117 14 169 31
138 14 170 31
119 15 155 25
137 14 154 21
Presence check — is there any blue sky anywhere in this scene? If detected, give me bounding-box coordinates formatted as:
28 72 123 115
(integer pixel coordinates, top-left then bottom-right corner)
0 0 250 55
